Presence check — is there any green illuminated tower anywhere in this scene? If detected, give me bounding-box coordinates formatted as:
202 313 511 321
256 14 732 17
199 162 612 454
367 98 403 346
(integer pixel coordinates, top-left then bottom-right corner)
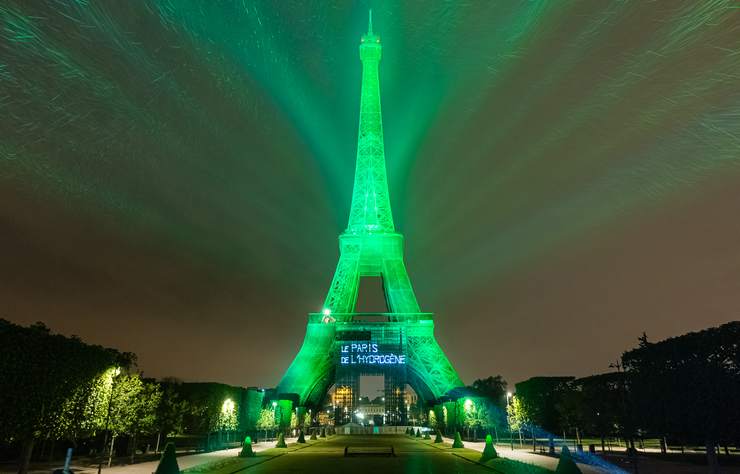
277 12 462 419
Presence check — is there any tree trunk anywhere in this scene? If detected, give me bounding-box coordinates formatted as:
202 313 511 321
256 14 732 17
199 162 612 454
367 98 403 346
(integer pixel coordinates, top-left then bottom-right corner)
107 435 116 468
130 432 137 464
38 438 47 462
706 439 719 474
155 432 161 454
17 437 35 474
47 439 55 462
531 426 536 453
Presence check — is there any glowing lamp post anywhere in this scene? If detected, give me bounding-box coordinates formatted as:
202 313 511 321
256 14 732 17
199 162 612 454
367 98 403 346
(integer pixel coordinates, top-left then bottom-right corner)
98 367 121 474
463 398 473 440
222 398 235 443
506 392 514 451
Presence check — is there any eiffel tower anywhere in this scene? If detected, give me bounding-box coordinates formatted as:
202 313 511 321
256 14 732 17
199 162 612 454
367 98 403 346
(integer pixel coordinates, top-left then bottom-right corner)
277 11 462 423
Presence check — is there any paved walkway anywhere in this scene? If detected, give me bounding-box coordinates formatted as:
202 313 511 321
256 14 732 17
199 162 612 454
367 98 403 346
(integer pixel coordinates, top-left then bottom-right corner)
244 435 496 473
451 437 622 473
68 438 297 474
27 434 730 474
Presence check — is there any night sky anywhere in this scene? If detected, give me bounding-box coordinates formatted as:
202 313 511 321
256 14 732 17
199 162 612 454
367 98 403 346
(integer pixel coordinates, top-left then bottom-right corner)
2 1 739 390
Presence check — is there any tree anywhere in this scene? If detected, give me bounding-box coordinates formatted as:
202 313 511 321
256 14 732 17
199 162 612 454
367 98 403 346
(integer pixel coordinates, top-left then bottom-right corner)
128 379 162 462
154 383 190 452
463 398 490 434
172 382 244 448
623 322 740 473
428 410 437 429
471 376 508 409
514 377 574 434
0 320 128 474
256 408 277 433
217 398 238 432
507 395 529 445
290 412 299 430
555 384 584 444
567 373 622 450
107 373 157 465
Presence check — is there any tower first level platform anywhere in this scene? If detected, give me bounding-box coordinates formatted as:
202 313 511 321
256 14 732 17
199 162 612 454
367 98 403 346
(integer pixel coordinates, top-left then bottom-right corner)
277 312 462 419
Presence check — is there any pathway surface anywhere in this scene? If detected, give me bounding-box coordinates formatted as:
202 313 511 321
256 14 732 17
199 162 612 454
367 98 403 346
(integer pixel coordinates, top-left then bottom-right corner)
67 439 297 474
455 437 619 474
26 434 734 474
243 435 494 473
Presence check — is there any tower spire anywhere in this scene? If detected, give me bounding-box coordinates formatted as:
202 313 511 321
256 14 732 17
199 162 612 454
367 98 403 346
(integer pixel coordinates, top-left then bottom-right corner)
347 9 393 233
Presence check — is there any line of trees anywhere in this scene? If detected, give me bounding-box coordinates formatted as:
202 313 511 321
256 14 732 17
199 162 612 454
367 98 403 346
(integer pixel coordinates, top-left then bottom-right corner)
505 322 740 472
432 322 739 474
0 319 263 474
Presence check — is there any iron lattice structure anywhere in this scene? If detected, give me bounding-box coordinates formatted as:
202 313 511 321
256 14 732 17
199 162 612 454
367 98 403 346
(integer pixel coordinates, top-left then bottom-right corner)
277 12 463 418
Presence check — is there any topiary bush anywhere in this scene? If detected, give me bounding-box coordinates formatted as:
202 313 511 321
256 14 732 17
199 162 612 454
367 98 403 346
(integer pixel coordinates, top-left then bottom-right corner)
434 430 443 443
452 431 464 448
555 446 582 474
155 443 180 474
480 434 498 461
239 436 256 458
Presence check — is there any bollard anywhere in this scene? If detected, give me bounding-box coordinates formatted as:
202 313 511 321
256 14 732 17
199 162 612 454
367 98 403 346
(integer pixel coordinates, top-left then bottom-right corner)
63 448 73 474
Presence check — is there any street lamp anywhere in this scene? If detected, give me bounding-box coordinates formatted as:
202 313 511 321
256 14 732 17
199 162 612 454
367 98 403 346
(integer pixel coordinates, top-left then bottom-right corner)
506 392 513 451
98 367 121 474
221 399 235 443
462 398 474 440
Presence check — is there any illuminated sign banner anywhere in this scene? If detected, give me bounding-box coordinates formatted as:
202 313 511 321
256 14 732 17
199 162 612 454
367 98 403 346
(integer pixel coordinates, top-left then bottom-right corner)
339 342 406 365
